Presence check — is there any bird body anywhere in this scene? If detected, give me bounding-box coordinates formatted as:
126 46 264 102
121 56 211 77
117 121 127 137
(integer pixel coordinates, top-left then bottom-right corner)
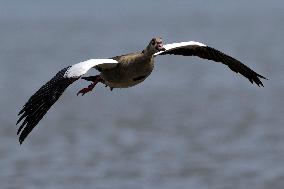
102 52 154 88
17 37 267 144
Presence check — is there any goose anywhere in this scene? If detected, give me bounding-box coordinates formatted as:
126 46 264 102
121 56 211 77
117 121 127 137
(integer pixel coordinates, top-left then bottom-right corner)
16 37 267 144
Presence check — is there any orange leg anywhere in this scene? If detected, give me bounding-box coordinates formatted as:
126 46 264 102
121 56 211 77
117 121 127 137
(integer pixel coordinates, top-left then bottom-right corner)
77 75 104 96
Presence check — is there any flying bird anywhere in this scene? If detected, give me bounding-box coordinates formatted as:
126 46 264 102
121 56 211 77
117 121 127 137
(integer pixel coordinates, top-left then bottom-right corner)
17 37 267 144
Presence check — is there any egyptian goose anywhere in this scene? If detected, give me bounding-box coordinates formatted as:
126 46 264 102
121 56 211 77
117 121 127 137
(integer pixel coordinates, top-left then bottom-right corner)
17 37 267 144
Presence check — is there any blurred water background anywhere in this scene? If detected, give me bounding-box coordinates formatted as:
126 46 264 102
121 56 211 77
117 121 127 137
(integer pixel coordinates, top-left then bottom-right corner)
0 0 283 189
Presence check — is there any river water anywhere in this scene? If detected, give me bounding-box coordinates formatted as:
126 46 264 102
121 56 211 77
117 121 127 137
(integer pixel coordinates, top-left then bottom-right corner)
0 1 283 189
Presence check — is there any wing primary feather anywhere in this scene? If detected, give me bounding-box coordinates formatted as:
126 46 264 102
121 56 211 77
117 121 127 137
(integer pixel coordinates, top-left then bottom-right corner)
158 44 267 86
16 66 77 144
17 59 119 144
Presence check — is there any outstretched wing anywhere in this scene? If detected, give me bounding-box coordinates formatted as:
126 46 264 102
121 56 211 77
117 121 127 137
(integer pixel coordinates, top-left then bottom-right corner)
154 41 267 86
17 59 118 144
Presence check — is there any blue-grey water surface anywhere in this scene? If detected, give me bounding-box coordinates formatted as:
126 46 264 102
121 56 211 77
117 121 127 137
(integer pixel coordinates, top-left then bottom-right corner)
0 1 283 189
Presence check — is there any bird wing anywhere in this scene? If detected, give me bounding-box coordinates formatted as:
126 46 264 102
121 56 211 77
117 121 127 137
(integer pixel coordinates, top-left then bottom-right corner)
154 41 267 86
17 59 118 144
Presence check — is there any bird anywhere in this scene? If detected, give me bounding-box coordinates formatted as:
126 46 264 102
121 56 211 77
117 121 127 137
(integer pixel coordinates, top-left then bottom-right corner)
16 37 267 144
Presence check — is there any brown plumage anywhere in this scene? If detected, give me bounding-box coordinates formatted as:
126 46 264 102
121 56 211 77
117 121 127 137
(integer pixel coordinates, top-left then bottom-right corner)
16 37 267 144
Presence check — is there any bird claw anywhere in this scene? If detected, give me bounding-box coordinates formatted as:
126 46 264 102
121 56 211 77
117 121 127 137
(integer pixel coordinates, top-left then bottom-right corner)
77 83 96 96
77 87 91 96
76 76 111 96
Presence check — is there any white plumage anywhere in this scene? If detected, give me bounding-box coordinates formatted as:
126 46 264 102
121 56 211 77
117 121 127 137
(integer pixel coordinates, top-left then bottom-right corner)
17 38 267 144
154 41 206 56
64 59 118 78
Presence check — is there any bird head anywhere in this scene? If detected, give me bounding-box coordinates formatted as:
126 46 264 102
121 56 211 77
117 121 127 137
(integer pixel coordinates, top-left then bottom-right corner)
144 37 166 55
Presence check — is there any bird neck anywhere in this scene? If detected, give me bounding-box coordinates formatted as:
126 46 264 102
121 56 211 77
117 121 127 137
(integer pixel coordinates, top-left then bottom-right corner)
142 49 155 58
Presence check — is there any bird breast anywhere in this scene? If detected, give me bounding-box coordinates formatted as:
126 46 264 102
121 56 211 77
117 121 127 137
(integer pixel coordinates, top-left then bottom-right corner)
101 55 154 88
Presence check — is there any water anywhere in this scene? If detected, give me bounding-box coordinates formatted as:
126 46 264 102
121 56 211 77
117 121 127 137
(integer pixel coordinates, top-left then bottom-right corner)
0 1 283 189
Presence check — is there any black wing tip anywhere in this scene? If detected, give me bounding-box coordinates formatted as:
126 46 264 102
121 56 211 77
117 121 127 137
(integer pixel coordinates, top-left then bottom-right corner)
16 116 27 144
18 109 24 116
256 72 268 80
19 135 26 145
259 75 268 80
17 128 21 135
17 123 29 145
16 66 75 145
251 73 268 87
17 123 24 145
16 114 24 125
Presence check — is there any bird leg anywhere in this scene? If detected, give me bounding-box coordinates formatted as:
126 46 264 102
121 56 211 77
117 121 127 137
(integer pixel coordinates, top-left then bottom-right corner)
77 75 104 96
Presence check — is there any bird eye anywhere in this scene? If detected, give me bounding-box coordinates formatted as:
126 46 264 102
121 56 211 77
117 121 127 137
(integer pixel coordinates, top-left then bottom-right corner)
151 40 156 45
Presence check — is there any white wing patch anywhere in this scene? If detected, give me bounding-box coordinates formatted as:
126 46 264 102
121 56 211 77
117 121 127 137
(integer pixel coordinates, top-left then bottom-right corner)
164 41 207 50
64 59 118 78
154 41 207 56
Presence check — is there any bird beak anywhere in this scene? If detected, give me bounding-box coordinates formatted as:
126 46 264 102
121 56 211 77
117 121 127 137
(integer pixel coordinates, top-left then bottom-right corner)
156 43 166 51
